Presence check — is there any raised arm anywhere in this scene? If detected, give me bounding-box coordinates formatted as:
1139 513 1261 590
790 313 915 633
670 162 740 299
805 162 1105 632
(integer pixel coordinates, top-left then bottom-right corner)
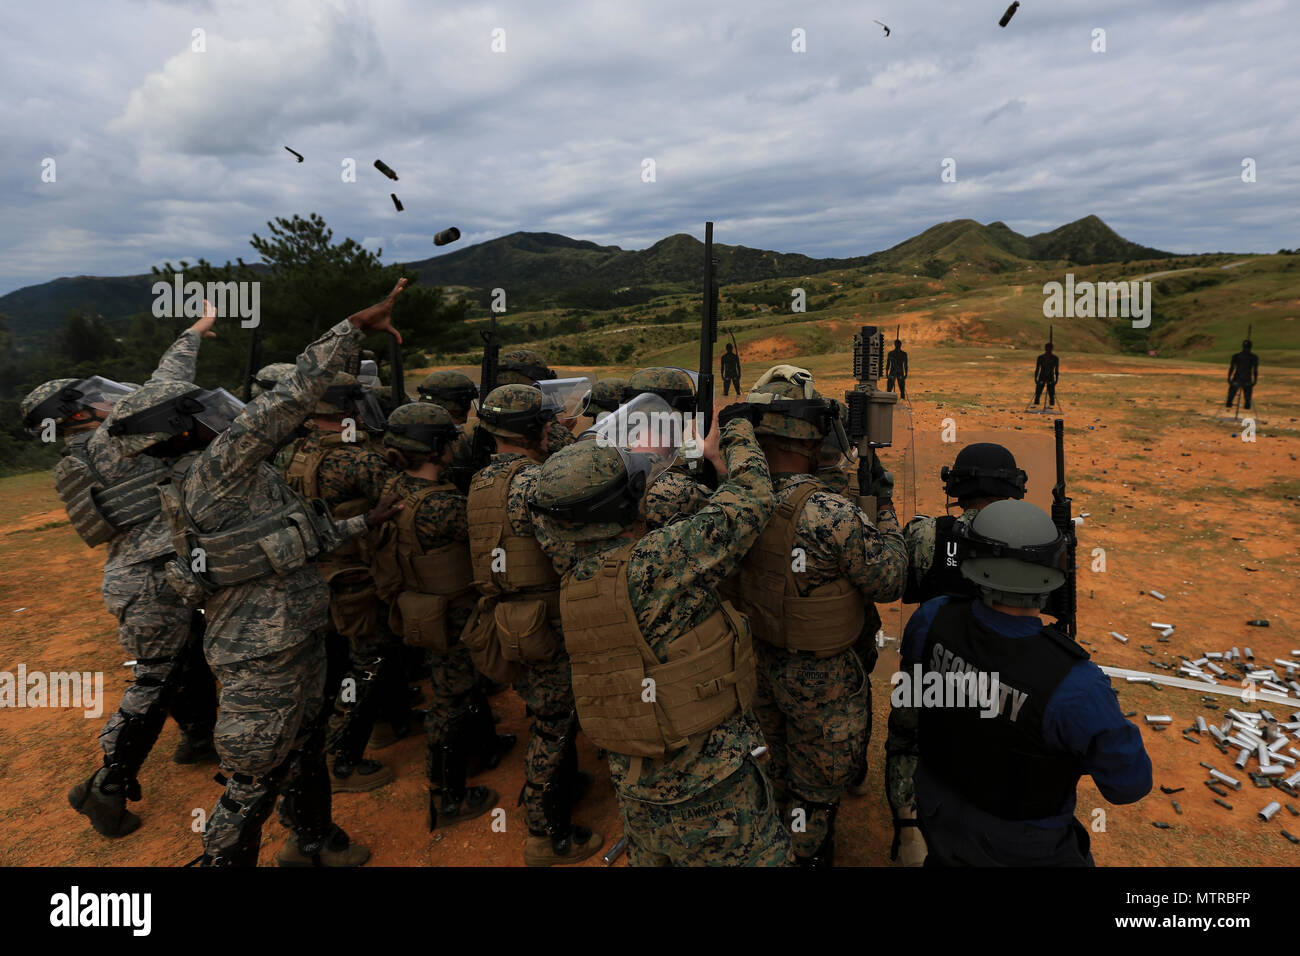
150 299 219 383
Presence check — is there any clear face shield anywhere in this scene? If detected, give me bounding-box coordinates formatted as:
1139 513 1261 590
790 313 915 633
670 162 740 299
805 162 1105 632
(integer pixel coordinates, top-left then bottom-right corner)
536 377 594 425
356 389 387 433
191 388 246 435
71 376 135 416
581 393 681 488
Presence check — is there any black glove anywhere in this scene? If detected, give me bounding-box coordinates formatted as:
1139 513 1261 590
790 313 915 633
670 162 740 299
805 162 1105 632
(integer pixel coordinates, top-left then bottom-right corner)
716 402 761 429
866 455 894 501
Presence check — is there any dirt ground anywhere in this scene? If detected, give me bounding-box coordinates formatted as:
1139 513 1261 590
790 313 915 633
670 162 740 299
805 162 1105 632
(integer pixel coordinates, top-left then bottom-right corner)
1 345 1297 866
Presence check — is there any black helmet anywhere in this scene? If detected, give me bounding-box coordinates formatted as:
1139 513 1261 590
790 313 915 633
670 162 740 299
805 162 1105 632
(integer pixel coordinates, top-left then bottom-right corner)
940 443 1027 501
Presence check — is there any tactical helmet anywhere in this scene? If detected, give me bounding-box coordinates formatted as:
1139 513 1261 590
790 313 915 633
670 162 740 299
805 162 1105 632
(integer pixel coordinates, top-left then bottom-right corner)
625 367 696 412
585 378 628 415
940 443 1027 502
477 384 552 442
21 377 120 435
315 371 362 416
385 402 459 455
250 362 297 398
957 499 1066 608
747 378 833 442
418 369 477 415
106 380 245 457
530 434 670 542
497 349 556 386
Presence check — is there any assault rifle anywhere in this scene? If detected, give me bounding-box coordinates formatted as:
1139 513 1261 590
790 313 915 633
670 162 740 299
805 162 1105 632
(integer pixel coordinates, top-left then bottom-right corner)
693 222 720 487
1046 418 1077 639
844 326 897 520
470 314 501 470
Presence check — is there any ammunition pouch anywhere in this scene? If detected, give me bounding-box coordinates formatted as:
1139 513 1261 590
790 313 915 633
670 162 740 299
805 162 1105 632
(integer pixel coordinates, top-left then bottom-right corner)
391 592 451 650
158 478 333 593
461 597 519 684
493 595 562 664
328 567 380 641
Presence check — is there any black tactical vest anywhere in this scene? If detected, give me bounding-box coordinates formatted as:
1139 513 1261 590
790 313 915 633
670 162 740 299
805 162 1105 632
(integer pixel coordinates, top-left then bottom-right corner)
918 598 1088 820
903 516 975 605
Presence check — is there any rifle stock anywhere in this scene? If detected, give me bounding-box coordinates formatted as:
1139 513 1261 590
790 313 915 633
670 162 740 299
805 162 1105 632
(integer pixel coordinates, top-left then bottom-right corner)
1047 418 1078 638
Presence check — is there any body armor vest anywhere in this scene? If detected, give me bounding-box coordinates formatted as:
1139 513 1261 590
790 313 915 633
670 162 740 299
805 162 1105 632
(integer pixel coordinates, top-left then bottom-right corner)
53 437 167 548
158 458 335 594
372 477 475 602
284 431 373 571
903 514 977 605
918 598 1088 820
560 543 757 758
466 458 560 600
727 481 865 657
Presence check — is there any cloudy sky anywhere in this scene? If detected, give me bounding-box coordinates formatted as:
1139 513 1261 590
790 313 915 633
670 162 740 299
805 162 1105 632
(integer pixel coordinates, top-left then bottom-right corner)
2 0 1297 295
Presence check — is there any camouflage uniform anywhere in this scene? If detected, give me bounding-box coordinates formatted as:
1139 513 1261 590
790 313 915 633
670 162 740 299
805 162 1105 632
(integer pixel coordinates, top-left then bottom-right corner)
278 387 400 788
533 418 793 867
746 473 905 862
463 384 597 864
109 319 375 865
28 347 218 839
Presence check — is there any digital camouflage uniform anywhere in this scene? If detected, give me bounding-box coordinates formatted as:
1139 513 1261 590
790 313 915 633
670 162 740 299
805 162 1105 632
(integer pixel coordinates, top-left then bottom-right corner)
90 334 217 771
111 318 376 865
533 419 793 867
278 392 400 786
745 472 905 862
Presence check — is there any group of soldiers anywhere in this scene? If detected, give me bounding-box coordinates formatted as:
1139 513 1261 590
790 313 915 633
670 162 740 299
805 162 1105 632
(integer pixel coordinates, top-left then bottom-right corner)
23 279 1154 866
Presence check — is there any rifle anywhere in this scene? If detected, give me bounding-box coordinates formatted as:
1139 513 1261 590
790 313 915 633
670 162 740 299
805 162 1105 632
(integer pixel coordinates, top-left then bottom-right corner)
693 222 719 487
1046 417 1077 639
844 326 897 520
470 315 501 470
242 324 263 402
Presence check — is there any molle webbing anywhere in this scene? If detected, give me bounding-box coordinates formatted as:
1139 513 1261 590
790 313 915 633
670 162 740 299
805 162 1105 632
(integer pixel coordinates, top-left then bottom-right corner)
387 479 475 598
560 545 756 758
53 447 166 547
732 481 864 656
285 432 369 563
159 467 329 589
466 458 560 596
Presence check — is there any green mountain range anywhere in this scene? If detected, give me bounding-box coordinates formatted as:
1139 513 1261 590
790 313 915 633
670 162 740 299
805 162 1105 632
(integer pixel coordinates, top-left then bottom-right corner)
0 216 1173 343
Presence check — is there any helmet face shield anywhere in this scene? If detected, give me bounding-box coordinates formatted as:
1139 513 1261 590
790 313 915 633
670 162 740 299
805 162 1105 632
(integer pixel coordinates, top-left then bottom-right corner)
73 376 134 414
536 377 593 424
24 375 132 430
357 390 387 433
191 388 246 435
582 393 680 487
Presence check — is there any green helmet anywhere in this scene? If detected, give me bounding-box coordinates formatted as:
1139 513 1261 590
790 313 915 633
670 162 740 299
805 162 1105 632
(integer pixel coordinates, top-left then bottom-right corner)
106 380 245 457
498 349 556 386
21 378 85 435
958 499 1067 609
418 369 477 415
385 402 460 455
315 371 363 416
626 367 696 412
586 377 628 415
21 376 133 436
527 442 636 542
477 384 551 441
748 378 828 441
251 362 297 398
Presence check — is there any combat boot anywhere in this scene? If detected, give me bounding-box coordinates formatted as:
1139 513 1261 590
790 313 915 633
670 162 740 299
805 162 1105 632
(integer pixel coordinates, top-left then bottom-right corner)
524 826 603 867
428 742 497 830
467 698 516 771
277 824 370 867
330 756 394 793
173 727 217 765
68 765 141 838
